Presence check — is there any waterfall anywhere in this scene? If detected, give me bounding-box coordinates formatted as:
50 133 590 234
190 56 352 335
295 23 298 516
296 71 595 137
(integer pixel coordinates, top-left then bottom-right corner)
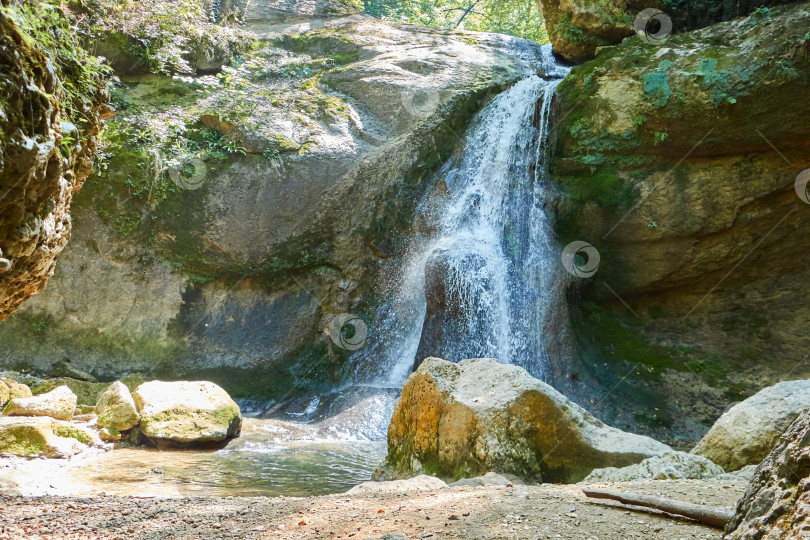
361 45 571 388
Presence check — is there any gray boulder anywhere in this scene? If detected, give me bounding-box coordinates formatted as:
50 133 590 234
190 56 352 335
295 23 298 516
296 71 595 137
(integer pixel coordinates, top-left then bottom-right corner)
691 380 810 471
582 451 724 483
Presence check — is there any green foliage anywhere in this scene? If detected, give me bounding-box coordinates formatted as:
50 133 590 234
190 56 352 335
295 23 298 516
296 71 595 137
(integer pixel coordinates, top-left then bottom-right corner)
641 60 673 107
360 0 549 44
653 131 669 145
1 0 109 126
556 14 584 43
30 315 50 335
559 171 636 212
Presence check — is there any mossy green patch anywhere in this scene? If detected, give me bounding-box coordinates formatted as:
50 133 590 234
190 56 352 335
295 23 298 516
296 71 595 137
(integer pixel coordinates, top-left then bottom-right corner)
52 424 93 445
641 60 673 107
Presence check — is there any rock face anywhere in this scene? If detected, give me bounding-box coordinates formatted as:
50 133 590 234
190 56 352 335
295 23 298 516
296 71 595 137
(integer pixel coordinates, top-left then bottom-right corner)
0 0 108 322
95 381 139 432
0 0 552 401
691 380 810 471
0 416 95 458
346 475 448 495
3 386 77 421
725 410 810 539
379 357 671 483
546 0 810 436
583 451 724 483
132 381 242 444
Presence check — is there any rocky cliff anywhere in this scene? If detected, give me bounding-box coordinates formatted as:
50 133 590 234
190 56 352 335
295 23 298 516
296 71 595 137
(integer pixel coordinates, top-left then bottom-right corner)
548 0 810 439
0 0 550 399
0 0 108 322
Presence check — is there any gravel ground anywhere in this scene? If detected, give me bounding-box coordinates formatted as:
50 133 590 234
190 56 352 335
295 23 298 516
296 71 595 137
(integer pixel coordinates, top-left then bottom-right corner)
0 477 747 540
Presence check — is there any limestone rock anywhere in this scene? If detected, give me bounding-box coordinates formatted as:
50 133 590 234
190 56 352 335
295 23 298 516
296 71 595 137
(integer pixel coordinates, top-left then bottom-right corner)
583 451 724 483
346 475 448 495
95 381 139 432
0 378 33 403
725 410 810 539
3 386 77 421
380 357 671 483
691 380 810 471
0 416 95 458
132 381 242 444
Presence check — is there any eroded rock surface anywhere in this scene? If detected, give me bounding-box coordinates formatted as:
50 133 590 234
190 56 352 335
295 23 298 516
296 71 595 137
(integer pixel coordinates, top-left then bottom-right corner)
725 409 810 539
0 416 94 458
378 357 671 483
0 0 108 322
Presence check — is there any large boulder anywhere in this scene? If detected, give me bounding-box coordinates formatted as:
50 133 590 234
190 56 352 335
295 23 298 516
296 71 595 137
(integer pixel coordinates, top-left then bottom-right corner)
691 380 810 471
583 451 724 483
0 378 32 406
3 385 77 421
0 416 96 458
95 381 139 432
132 381 242 444
725 410 810 539
378 357 671 483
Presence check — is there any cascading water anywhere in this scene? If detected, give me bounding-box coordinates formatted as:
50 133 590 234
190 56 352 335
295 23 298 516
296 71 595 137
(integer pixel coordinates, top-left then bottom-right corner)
365 45 571 387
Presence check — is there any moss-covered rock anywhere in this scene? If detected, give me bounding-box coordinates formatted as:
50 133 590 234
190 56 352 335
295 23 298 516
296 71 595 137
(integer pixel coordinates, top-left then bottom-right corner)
132 381 242 444
0 0 108 322
0 416 95 458
548 1 810 439
95 381 140 431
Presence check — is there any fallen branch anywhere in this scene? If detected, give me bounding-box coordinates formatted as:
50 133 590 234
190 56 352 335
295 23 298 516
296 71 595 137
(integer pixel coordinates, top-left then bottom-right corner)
581 488 735 529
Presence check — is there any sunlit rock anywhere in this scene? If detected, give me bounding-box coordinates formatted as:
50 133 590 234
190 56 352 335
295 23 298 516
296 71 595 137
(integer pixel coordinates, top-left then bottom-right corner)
346 474 448 495
378 357 671 483
3 385 77 421
691 380 810 471
95 381 140 432
0 416 95 458
0 378 33 406
132 381 242 444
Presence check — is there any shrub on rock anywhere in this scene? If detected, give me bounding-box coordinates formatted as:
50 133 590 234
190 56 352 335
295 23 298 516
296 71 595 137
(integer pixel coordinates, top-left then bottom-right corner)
378 357 671 483
132 381 242 444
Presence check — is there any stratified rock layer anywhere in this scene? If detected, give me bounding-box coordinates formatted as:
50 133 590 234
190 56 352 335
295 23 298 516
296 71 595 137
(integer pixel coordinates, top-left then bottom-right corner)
379 357 671 483
725 410 810 539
